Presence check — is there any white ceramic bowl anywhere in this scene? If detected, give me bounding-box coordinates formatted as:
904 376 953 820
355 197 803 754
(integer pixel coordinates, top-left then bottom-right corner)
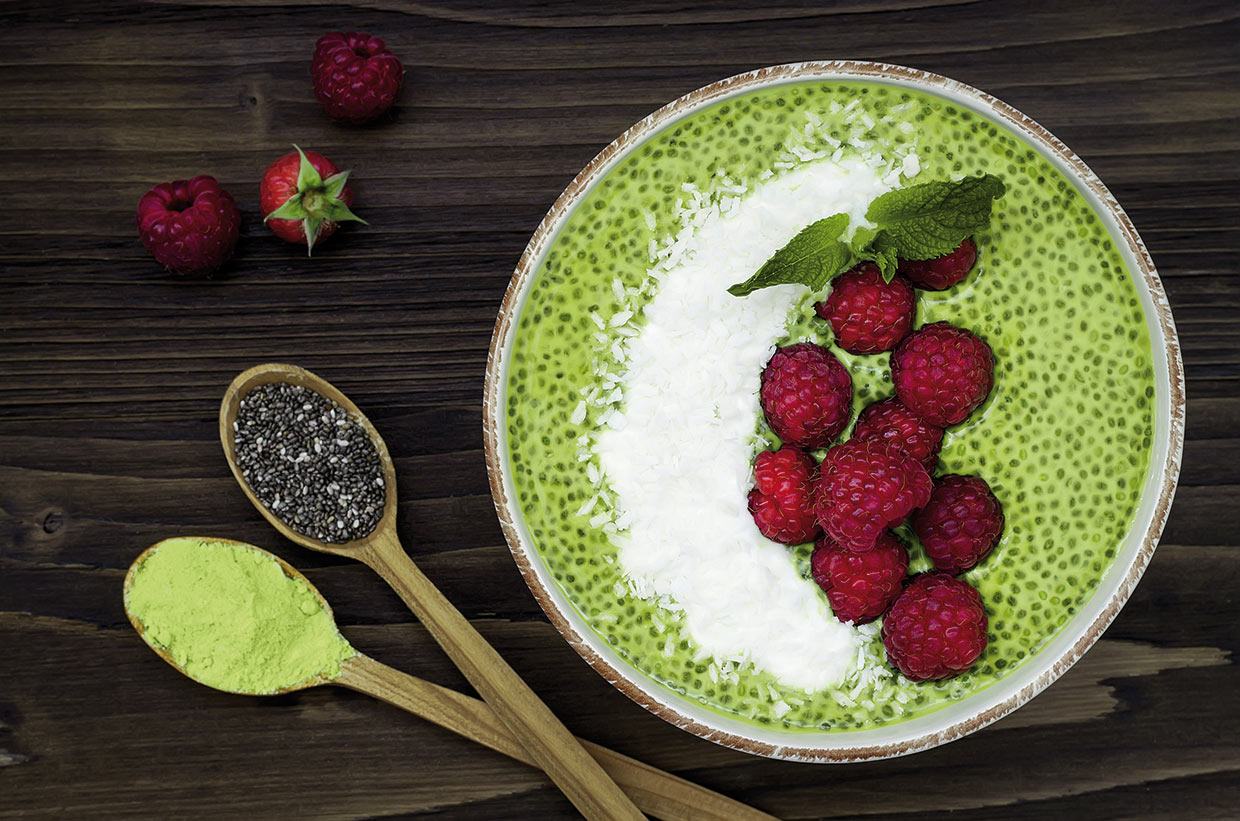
483 61 1184 762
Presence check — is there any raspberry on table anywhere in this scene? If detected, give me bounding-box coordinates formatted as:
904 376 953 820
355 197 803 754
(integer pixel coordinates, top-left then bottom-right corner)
810 531 909 625
260 148 358 250
312 31 404 123
891 321 995 427
882 572 989 681
852 397 944 473
814 263 916 354
898 237 978 291
760 342 853 449
914 475 1004 574
747 447 821 545
136 175 240 277
814 438 932 552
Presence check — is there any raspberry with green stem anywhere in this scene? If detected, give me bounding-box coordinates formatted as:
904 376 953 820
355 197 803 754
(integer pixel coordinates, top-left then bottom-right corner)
261 145 366 255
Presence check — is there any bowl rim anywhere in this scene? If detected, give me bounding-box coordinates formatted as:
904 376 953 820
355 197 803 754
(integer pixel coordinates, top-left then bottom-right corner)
482 60 1185 762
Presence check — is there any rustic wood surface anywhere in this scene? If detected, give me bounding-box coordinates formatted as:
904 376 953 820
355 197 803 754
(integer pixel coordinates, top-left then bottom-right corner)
1 1 1237 818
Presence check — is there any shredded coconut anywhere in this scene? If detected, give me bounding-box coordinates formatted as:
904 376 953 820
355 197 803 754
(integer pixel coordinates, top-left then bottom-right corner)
567 105 922 693
594 154 895 690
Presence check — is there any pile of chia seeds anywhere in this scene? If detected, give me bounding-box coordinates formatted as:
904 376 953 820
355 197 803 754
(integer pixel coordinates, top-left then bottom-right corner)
234 381 385 543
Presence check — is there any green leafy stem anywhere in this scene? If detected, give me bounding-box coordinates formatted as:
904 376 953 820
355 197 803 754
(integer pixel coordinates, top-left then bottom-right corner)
728 173 1005 297
265 145 367 256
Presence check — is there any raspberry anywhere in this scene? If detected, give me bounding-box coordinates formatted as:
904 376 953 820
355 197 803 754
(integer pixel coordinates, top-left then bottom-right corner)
914 475 1004 574
891 322 995 427
882 572 988 681
814 439 931 552
898 237 978 290
852 398 944 472
810 532 908 625
760 343 852 449
312 32 404 124
814 263 915 354
260 148 358 250
747 448 821 545
136 175 241 277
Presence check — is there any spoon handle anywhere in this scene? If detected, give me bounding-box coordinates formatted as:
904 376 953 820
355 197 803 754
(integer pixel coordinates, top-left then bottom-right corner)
361 531 645 821
336 654 775 821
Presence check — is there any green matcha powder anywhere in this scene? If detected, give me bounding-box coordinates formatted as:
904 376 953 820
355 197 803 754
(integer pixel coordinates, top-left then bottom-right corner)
126 538 355 694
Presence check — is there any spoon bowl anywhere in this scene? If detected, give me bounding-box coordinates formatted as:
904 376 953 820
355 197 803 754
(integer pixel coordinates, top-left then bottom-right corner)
123 535 350 696
219 363 399 559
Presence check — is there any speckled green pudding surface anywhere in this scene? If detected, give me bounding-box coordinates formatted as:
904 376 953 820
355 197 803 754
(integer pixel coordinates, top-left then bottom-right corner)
504 80 1155 732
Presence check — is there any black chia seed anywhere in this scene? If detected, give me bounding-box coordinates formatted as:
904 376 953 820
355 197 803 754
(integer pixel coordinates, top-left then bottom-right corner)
234 381 385 543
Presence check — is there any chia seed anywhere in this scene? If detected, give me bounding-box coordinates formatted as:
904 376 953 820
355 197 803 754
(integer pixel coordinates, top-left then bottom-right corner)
234 382 386 543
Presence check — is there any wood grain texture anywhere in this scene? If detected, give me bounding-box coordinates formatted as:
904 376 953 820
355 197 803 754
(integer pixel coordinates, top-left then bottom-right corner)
1 0 1237 818
334 654 777 821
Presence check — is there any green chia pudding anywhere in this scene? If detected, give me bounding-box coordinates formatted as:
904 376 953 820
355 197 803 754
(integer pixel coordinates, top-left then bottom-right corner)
505 81 1155 731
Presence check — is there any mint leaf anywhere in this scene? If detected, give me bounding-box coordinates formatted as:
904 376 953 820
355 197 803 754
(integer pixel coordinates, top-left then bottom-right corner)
872 243 900 283
866 174 1005 260
849 224 879 250
728 174 1005 297
842 225 892 282
727 213 853 297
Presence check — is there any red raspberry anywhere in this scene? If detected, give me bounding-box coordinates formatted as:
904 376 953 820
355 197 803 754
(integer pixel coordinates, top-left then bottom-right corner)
760 343 852 449
814 439 931 552
260 148 359 250
136 175 240 277
898 237 978 290
882 572 988 681
747 448 821 545
891 322 995 427
814 263 915 354
852 398 944 473
312 32 404 123
810 532 908 625
914 475 1004 574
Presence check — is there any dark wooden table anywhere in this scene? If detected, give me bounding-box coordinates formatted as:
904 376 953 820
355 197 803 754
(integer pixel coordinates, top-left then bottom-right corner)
2 2 1237 818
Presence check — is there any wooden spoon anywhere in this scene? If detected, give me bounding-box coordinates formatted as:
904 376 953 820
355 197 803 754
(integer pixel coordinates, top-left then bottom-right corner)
219 364 644 821
124 538 774 821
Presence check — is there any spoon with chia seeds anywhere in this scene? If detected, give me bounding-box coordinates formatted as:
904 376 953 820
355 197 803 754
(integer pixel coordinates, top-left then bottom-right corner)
220 363 644 821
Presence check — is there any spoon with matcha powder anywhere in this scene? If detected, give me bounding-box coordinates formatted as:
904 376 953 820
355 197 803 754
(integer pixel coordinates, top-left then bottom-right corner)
218 363 644 821
124 537 773 821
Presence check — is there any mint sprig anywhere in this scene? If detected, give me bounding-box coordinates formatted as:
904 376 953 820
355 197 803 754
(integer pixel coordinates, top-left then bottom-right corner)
728 173 1004 294
846 225 900 281
865 173 1006 261
727 214 853 297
